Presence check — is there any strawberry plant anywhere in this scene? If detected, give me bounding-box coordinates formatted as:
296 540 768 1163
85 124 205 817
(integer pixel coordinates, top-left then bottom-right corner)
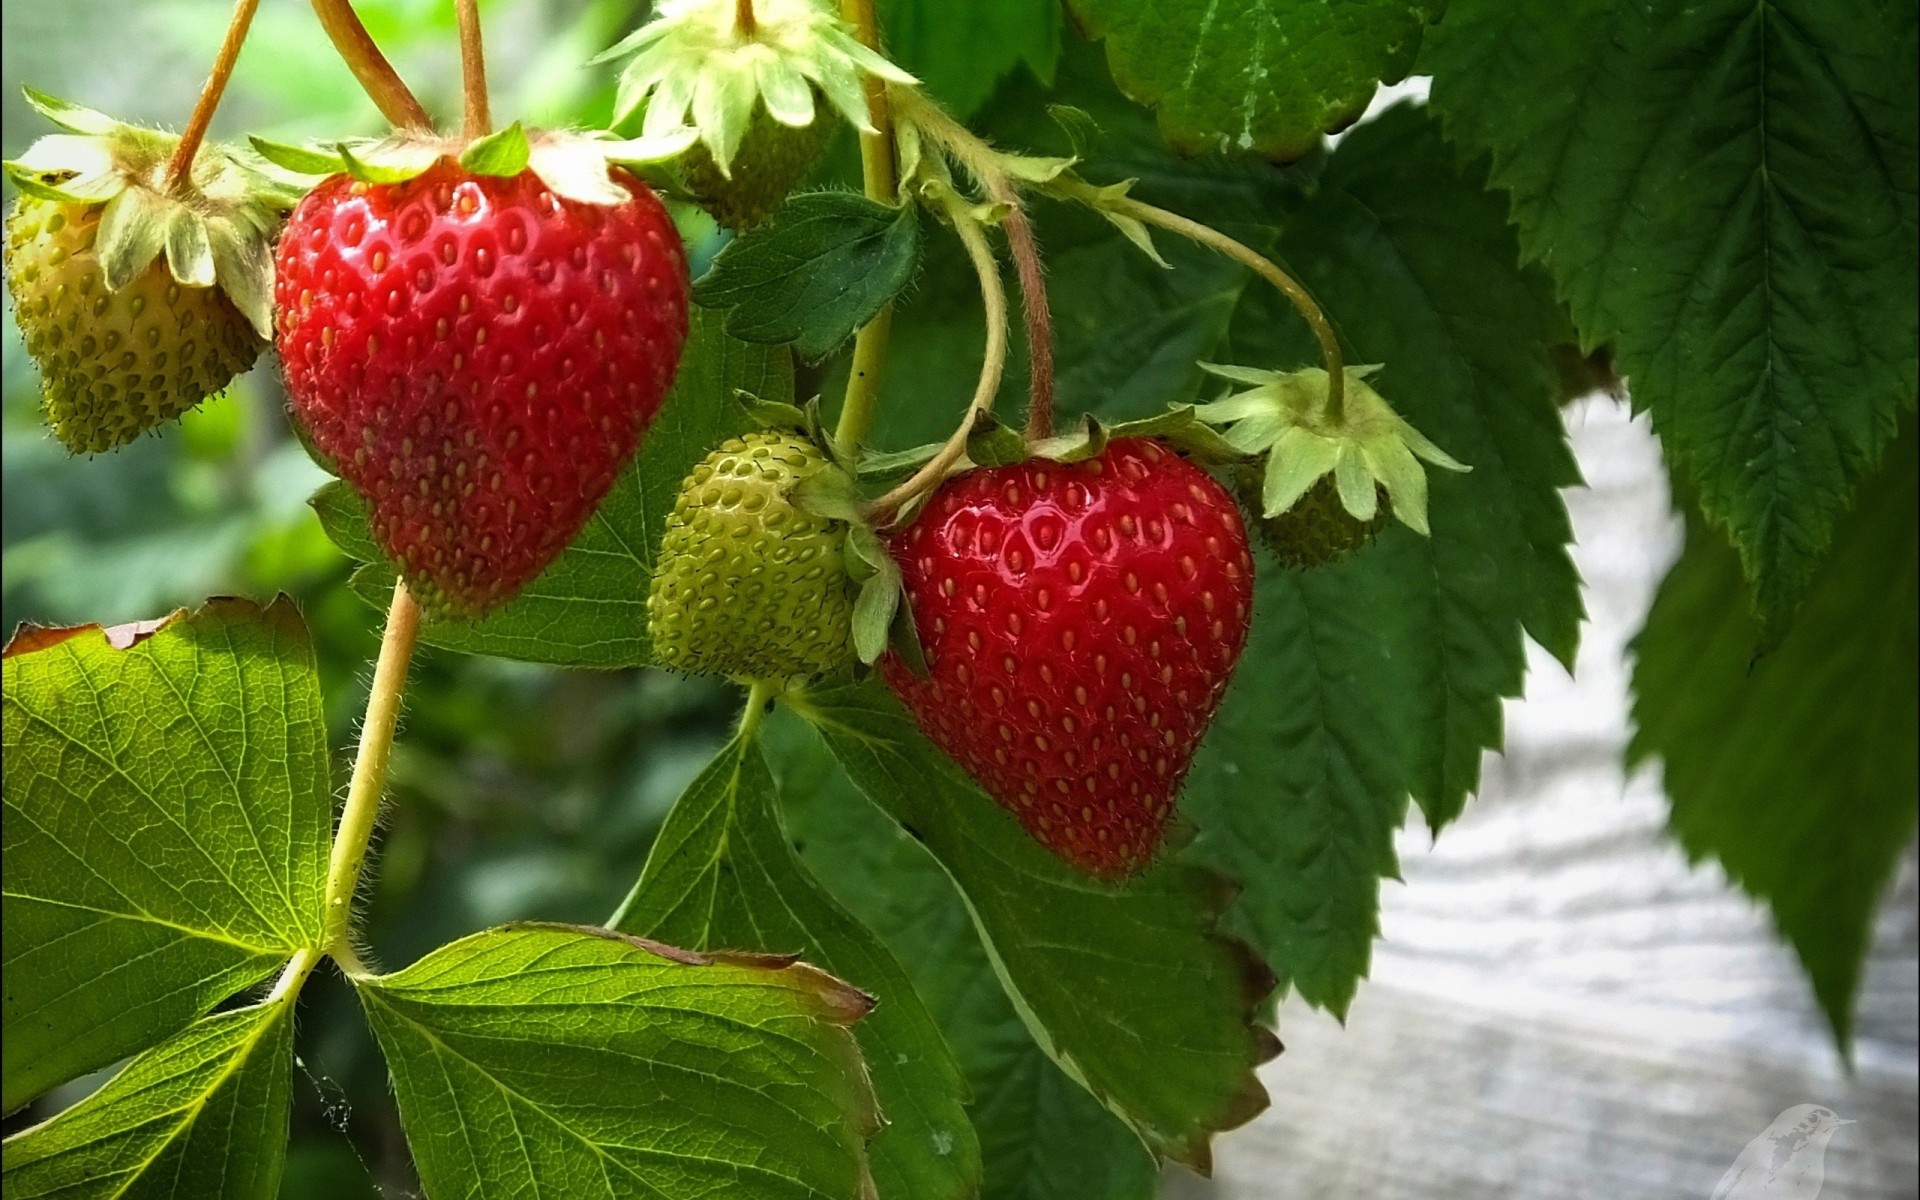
2 0 1913 1196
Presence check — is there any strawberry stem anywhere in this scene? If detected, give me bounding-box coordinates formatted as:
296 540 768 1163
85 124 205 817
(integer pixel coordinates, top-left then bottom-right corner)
991 180 1055 440
832 0 898 457
735 0 759 37
309 0 432 131
867 192 1009 524
321 579 421 955
164 0 262 190
456 0 491 139
1099 195 1349 422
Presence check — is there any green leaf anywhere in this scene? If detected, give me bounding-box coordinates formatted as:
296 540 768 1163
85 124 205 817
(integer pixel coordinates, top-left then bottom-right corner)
1 598 330 1113
1422 0 1919 634
785 680 1275 1169
612 731 980 1200
1 999 294 1199
1629 421 1918 1050
315 310 787 666
880 0 1063 120
694 193 922 361
764 712 1159 1200
356 923 881 1200
1065 0 1443 159
458 121 531 177
1187 103 1584 1015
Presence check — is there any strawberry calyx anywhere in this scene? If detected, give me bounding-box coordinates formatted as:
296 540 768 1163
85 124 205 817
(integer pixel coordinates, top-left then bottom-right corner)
247 122 696 206
598 0 916 181
2 86 301 339
1193 363 1469 536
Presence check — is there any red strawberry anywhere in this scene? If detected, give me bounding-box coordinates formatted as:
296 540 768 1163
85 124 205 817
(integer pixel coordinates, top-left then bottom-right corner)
882 438 1255 877
275 160 688 617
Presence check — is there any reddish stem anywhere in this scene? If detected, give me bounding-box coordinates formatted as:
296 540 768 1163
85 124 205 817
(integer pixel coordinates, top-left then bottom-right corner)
164 0 262 189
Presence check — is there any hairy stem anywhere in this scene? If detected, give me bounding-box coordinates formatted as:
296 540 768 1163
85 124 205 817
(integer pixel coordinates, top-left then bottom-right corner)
989 179 1054 439
322 580 421 954
832 0 897 456
735 0 758 36
867 197 1008 523
164 0 262 189
266 946 322 1003
1104 195 1348 420
456 0 490 139
309 0 432 130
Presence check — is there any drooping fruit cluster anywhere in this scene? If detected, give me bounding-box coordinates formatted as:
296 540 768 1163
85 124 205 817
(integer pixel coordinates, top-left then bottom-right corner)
7 201 261 453
649 430 858 682
3 92 288 454
882 438 1255 878
275 159 688 618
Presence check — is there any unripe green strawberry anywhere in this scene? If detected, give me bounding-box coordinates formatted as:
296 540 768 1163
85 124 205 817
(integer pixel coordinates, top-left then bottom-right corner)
649 430 857 682
6 198 259 453
681 104 834 231
1236 471 1391 569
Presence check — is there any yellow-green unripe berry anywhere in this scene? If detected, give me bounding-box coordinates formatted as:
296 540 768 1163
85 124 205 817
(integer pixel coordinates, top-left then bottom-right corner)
681 104 835 233
1237 471 1392 570
648 430 857 682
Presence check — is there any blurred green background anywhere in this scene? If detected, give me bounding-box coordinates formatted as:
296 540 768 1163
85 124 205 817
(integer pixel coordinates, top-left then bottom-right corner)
1 2 746 1192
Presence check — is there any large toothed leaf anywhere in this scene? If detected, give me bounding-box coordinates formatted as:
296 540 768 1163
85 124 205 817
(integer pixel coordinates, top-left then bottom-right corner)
1 1000 294 1200
1064 0 1444 159
786 680 1276 1170
355 924 880 1200
314 310 787 666
764 712 1161 1199
1 598 330 1113
694 192 923 361
1423 0 1919 634
611 730 980 1200
1186 103 1583 1016
1629 421 1918 1050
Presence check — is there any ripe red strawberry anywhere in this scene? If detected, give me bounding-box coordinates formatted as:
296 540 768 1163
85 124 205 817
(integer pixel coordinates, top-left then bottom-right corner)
882 438 1255 877
275 160 688 617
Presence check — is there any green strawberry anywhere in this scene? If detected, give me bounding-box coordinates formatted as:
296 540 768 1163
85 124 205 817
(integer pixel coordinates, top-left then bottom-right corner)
1237 470 1391 568
2 90 291 454
6 198 260 453
680 103 834 231
648 430 858 682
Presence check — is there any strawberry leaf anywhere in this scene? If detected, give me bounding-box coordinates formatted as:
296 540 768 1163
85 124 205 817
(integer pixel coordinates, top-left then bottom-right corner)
1064 0 1443 160
1 1000 294 1198
879 0 1064 121
1 598 329 1114
611 732 981 1200
784 679 1277 1170
355 924 881 1200
1629 420 1918 1051
1423 0 1919 636
764 711 1161 1199
693 192 922 361
1185 103 1584 1015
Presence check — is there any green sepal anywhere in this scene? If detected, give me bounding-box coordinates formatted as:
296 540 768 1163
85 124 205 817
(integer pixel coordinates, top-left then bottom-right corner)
164 206 216 288
886 588 930 678
963 412 1029 468
460 122 531 177
20 86 116 136
794 465 865 525
856 441 944 478
843 523 907 667
338 137 445 185
92 187 172 290
735 388 811 432
247 135 348 177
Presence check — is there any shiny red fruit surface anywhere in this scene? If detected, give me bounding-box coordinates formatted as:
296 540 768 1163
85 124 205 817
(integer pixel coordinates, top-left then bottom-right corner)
882 438 1255 877
275 161 688 617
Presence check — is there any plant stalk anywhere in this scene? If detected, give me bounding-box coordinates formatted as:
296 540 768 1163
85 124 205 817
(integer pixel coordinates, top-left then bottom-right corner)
735 0 758 36
456 0 490 139
867 194 1008 523
164 0 262 189
321 580 421 953
833 0 896 456
1104 195 1348 420
309 0 433 130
